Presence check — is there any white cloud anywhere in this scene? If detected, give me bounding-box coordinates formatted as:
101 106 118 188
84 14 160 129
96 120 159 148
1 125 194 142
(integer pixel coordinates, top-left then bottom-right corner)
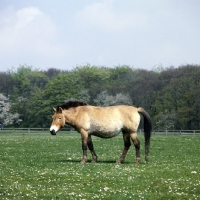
1 1 200 71
15 7 43 29
0 6 68 63
75 0 147 32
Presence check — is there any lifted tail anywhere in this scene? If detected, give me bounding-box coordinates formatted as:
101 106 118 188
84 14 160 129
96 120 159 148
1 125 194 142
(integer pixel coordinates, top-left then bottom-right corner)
138 107 152 162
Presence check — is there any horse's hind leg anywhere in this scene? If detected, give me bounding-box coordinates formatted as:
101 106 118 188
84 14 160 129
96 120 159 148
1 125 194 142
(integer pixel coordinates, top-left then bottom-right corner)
116 133 131 164
87 135 98 163
130 133 140 164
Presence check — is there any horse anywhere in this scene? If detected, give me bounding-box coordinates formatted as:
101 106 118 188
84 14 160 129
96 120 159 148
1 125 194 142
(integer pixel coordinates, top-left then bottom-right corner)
50 101 152 164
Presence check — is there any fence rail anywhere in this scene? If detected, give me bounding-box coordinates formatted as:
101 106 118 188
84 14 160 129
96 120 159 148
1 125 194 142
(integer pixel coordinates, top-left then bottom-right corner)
0 127 75 134
0 128 200 136
152 130 200 136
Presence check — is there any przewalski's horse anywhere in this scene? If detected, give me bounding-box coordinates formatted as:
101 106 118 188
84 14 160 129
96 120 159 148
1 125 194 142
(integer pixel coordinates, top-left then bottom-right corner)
50 101 152 164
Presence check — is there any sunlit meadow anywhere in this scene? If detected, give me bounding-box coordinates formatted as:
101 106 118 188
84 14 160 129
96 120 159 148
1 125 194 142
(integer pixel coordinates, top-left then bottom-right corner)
0 132 199 199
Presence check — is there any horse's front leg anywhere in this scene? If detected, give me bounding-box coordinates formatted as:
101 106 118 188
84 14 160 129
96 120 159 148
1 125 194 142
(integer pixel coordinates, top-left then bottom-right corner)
87 135 98 163
80 129 88 164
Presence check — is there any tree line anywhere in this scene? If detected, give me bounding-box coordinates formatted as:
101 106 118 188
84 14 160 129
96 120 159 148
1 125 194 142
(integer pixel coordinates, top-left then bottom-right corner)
0 64 200 130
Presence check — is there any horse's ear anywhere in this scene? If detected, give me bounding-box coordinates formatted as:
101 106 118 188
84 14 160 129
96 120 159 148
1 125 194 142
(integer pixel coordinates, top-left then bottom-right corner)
58 107 63 113
53 107 56 112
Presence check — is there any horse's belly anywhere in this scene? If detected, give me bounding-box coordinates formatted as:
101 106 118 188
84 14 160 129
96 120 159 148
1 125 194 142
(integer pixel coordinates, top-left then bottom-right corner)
92 130 121 138
89 124 122 138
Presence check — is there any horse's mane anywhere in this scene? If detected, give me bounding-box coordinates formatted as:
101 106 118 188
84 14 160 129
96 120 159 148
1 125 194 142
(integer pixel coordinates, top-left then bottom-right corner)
57 101 88 110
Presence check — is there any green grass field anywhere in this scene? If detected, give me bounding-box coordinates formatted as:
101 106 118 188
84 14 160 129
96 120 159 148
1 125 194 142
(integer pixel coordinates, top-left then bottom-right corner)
0 132 199 199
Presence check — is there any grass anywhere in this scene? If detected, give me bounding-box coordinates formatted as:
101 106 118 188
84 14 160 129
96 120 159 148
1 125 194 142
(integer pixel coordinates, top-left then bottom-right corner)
0 132 200 199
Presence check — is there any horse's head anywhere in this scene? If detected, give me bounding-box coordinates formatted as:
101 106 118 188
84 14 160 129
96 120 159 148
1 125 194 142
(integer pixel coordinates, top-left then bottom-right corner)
50 107 65 135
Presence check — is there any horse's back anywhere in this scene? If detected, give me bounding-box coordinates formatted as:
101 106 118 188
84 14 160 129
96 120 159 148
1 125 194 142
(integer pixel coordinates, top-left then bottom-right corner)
79 105 140 136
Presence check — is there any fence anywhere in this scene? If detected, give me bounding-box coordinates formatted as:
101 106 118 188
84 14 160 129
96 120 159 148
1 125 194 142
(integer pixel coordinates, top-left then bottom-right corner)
0 128 200 136
0 127 75 134
152 130 200 136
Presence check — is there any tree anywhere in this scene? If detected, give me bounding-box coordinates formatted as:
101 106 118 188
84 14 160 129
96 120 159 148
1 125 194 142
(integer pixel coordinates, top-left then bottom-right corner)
10 65 49 126
94 90 132 106
73 65 112 102
11 65 48 98
23 72 85 127
45 68 64 79
107 65 134 95
0 94 21 126
77 90 90 103
155 110 177 130
153 65 200 129
1 63 200 129
0 72 14 97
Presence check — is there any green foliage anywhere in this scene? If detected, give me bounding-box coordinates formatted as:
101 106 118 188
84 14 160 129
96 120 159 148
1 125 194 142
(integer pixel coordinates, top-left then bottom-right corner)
73 65 112 101
8 66 49 127
153 65 200 129
25 73 85 127
155 110 177 130
11 65 48 98
0 72 14 97
107 65 135 95
0 94 21 126
1 64 200 129
94 90 132 106
0 133 199 199
44 72 84 104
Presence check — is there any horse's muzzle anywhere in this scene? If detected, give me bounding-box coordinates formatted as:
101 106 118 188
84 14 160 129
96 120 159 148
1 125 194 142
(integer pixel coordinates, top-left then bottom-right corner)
50 130 56 135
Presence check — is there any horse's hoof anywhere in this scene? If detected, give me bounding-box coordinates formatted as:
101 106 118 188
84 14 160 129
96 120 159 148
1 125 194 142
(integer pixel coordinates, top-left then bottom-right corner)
135 158 140 164
116 160 124 164
91 157 97 163
91 158 97 163
80 160 87 164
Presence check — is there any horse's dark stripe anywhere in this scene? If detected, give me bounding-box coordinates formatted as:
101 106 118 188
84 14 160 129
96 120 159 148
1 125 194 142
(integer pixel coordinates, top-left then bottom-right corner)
57 101 88 111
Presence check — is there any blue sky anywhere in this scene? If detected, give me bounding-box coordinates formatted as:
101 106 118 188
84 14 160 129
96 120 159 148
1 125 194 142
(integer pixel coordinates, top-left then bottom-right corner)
0 0 200 72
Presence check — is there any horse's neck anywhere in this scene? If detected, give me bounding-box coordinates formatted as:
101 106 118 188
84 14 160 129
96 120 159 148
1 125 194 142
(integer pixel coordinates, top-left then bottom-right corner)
63 108 78 125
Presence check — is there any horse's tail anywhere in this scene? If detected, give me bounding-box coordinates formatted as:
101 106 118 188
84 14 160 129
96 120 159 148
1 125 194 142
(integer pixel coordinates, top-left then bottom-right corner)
137 107 152 162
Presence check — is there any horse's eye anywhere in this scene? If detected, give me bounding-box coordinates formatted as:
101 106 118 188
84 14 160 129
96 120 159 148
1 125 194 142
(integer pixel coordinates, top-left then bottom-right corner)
58 117 62 120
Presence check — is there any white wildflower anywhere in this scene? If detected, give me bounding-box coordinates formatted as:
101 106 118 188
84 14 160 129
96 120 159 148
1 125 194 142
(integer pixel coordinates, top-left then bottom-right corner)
104 187 109 191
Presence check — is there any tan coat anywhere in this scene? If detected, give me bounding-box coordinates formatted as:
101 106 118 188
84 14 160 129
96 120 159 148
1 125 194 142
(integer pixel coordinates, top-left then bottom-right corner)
50 101 152 164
